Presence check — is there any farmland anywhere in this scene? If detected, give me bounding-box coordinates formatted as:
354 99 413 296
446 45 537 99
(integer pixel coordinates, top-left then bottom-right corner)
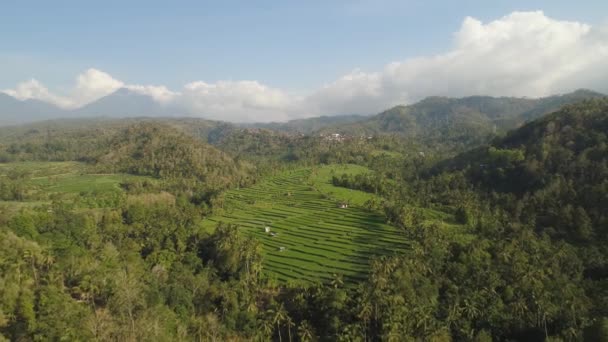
203 165 410 284
0 161 154 209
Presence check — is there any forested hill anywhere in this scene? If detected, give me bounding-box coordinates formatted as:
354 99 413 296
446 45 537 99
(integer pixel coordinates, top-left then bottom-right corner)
320 89 605 148
242 114 369 134
433 98 608 243
97 123 255 189
0 120 255 197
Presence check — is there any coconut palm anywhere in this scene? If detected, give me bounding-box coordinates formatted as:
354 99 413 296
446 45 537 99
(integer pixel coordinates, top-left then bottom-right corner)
297 320 314 342
267 302 288 342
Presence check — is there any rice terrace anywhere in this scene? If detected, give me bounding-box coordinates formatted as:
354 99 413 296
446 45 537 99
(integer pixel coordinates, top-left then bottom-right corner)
203 165 410 284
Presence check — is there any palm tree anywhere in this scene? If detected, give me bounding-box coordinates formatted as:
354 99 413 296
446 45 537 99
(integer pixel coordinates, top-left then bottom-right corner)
267 303 288 342
286 315 295 342
330 273 344 289
297 320 314 342
357 296 373 342
258 317 274 341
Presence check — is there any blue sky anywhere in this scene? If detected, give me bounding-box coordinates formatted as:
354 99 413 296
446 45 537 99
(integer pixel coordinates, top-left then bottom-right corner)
2 1 608 121
2 0 607 91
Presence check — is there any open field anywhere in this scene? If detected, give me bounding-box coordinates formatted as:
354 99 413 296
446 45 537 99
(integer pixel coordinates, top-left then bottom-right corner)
0 162 154 208
310 164 383 206
203 165 410 285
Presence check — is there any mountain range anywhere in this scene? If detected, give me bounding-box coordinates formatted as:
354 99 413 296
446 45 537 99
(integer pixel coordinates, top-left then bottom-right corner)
0 88 605 139
0 88 184 126
319 89 606 148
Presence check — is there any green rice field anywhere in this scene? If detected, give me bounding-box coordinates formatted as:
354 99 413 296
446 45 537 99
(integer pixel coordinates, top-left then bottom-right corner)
0 162 154 210
203 165 409 285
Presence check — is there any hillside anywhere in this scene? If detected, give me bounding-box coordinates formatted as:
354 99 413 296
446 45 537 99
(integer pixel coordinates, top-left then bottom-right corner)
0 120 255 199
2 93 608 342
73 88 187 118
321 89 605 149
202 166 412 284
434 97 608 243
243 114 369 134
97 123 254 190
0 93 64 125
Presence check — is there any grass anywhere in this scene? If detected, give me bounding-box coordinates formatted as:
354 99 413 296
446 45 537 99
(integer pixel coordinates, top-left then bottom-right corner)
0 161 83 177
310 164 382 206
0 161 154 206
203 165 410 285
29 173 139 193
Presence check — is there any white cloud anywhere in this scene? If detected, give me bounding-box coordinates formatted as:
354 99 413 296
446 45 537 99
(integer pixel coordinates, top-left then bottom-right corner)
72 68 124 106
2 68 124 109
2 11 608 121
304 11 608 115
181 80 296 122
125 85 179 104
3 79 73 108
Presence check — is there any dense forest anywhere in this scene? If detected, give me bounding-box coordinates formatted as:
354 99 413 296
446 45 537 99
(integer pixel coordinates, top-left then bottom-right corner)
320 89 605 151
1 96 607 341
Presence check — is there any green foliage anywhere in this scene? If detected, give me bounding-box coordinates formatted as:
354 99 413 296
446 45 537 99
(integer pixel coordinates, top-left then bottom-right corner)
0 96 607 341
318 89 605 151
204 167 408 284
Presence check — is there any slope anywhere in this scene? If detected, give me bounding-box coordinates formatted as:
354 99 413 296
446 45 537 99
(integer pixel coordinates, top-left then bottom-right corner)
321 89 605 149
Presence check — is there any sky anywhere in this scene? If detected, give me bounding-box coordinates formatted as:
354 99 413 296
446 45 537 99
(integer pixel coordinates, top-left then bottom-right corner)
1 0 608 122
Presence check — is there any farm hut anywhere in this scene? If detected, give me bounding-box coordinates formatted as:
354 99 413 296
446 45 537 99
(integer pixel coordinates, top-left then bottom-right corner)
339 203 348 209
264 226 271 233
278 247 286 252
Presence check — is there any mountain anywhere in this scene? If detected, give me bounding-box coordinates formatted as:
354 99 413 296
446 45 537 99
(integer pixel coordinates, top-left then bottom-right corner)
73 88 183 118
242 114 369 134
1 88 604 134
320 89 606 148
0 88 186 126
0 93 64 125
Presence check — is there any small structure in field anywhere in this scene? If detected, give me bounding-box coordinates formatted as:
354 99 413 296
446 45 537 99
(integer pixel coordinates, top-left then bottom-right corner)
339 203 349 209
264 226 271 233
278 246 286 252
270 232 278 237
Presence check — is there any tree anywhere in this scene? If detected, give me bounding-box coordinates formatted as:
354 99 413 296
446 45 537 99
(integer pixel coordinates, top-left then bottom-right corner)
298 320 315 342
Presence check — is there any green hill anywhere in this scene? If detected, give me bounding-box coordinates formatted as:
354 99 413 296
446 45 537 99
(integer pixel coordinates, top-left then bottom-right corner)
243 114 369 134
434 98 608 243
97 123 252 186
321 89 605 149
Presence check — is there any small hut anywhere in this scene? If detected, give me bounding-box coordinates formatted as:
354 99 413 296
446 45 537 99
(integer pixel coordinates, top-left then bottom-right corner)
278 247 286 252
339 203 348 209
264 226 271 233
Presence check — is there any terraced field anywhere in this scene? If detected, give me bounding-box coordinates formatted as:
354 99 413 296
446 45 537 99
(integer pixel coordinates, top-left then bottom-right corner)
203 166 409 285
0 162 155 211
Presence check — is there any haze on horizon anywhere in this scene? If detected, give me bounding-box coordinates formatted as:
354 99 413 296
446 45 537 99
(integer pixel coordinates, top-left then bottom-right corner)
1 0 608 122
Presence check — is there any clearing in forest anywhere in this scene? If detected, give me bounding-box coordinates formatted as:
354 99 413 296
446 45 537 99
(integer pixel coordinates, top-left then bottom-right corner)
0 161 154 209
203 165 409 285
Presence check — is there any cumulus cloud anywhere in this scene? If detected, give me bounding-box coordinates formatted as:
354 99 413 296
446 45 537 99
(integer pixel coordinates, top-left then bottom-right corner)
72 68 124 106
3 79 73 108
304 11 608 115
2 68 124 109
180 80 296 122
2 11 608 121
125 85 179 104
